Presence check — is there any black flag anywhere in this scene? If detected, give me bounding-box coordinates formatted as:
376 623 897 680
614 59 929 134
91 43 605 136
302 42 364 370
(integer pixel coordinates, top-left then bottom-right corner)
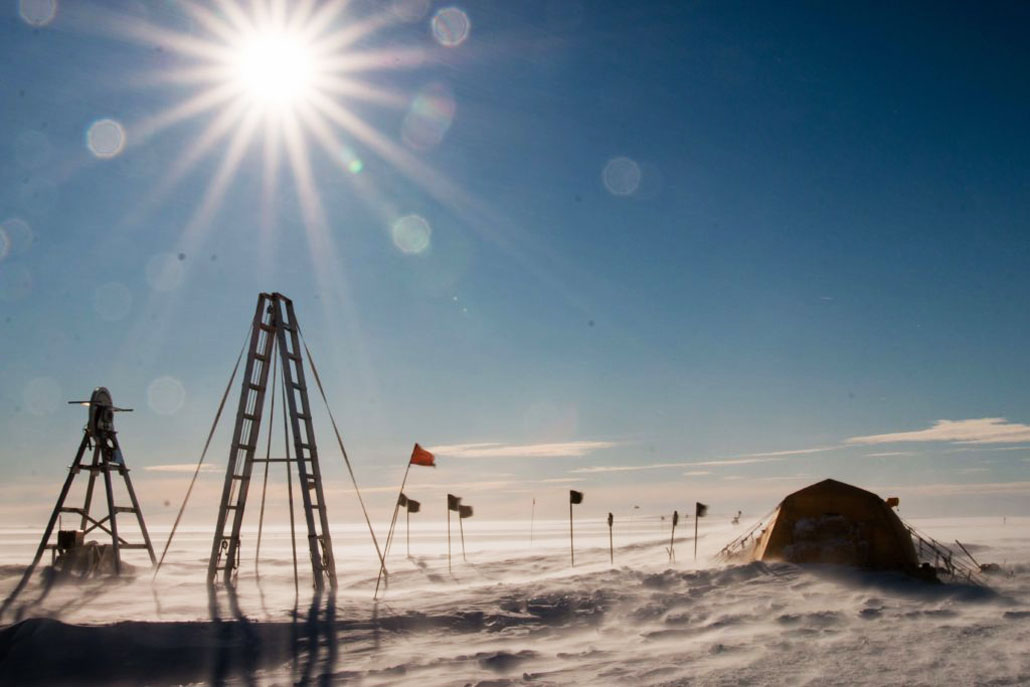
570 490 583 505
448 494 461 511
695 502 708 518
673 510 679 527
407 498 421 514
459 504 473 518
607 512 613 527
398 493 408 507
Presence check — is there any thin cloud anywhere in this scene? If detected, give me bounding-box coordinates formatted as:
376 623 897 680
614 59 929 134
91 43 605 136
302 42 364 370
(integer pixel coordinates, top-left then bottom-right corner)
145 463 221 473
946 445 1030 453
846 418 1030 445
866 451 916 458
427 440 618 458
571 457 781 474
739 446 838 458
877 481 1030 496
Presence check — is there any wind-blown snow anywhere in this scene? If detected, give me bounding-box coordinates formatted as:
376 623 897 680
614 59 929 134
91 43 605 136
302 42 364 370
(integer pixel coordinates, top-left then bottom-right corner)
0 516 1028 685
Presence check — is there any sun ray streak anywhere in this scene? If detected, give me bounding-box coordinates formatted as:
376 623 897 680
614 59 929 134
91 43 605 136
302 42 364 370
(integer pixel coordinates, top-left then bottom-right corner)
259 118 283 272
213 0 255 34
130 84 239 144
298 105 399 228
317 76 410 108
281 107 383 413
320 47 429 74
301 0 350 42
180 107 263 250
180 1 239 45
309 14 396 56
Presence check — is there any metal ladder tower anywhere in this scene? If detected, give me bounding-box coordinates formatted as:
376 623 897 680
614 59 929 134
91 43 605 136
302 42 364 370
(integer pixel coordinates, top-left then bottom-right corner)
207 292 337 591
1 387 156 614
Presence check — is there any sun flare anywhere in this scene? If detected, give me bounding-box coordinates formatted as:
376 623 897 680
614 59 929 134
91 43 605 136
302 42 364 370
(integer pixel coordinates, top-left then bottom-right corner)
231 29 315 109
112 0 477 292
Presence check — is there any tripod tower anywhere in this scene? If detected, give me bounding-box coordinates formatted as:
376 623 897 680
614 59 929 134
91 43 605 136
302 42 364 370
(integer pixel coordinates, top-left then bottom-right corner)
207 292 337 591
2 387 156 613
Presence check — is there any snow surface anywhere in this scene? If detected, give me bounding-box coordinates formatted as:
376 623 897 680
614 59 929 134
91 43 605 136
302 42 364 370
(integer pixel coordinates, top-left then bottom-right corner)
0 516 1028 686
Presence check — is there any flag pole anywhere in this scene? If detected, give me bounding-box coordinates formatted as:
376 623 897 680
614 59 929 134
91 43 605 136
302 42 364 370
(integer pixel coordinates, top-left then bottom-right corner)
669 512 677 562
694 512 699 560
374 460 412 599
530 497 536 546
608 512 614 565
406 506 410 558
447 500 452 573
459 511 466 561
569 499 575 567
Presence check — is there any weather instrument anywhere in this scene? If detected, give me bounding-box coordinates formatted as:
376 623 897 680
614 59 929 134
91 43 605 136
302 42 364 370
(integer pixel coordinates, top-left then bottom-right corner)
1 387 155 617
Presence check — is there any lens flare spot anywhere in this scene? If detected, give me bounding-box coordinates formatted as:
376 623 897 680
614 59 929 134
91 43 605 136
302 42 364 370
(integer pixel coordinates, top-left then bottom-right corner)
432 7 470 47
146 252 185 292
147 376 186 415
392 214 432 255
93 282 133 322
86 119 126 158
19 0 57 27
24 377 61 415
603 156 642 196
0 218 33 262
402 82 456 151
341 147 364 174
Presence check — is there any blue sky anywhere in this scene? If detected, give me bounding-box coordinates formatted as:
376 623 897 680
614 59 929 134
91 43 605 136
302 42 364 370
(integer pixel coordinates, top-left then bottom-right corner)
1 0 1029 525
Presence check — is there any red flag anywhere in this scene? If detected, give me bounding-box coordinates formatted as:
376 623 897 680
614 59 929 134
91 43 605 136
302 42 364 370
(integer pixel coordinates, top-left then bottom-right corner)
410 443 436 467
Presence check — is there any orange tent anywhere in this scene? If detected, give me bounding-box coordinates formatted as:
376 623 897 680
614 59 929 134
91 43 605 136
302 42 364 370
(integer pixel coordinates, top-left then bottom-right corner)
750 479 919 572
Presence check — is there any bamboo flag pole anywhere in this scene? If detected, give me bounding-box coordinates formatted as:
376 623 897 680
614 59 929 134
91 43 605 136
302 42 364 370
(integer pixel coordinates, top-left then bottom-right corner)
569 500 574 567
694 502 708 560
458 504 473 561
608 512 614 565
669 510 679 562
374 461 412 599
375 445 435 598
447 494 460 572
569 490 583 566
406 506 410 558
459 508 467 561
530 497 536 546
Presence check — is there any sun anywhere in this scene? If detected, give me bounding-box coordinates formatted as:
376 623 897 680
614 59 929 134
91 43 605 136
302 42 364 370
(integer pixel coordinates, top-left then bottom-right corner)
105 0 478 298
230 29 315 110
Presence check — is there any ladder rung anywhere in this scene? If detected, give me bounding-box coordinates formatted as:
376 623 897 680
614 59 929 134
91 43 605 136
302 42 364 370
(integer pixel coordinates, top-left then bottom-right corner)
295 413 310 420
113 506 136 513
247 382 264 392
291 382 306 390
118 544 151 550
59 507 84 514
243 412 258 421
258 323 275 332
